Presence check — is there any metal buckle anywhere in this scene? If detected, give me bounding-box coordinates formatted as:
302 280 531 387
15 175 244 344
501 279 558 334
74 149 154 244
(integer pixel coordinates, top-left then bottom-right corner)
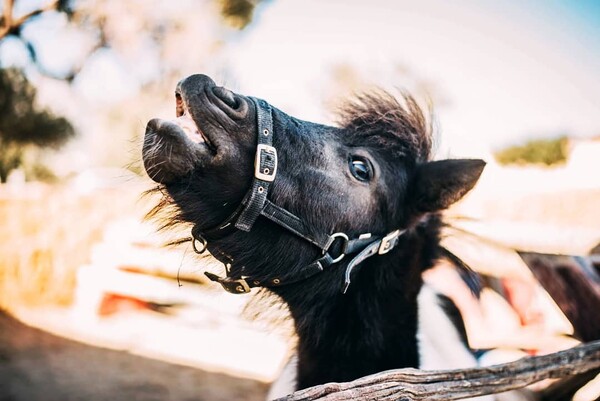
221 278 251 294
254 144 277 182
378 229 400 254
205 272 251 294
326 232 349 263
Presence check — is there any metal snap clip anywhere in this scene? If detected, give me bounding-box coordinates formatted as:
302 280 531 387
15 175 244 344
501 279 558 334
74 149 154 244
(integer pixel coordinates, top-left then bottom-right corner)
192 235 208 254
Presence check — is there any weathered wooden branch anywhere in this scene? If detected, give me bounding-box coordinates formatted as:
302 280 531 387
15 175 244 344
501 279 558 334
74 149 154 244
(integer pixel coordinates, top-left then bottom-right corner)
13 0 58 27
0 0 59 39
0 0 15 38
275 340 600 401
0 0 102 81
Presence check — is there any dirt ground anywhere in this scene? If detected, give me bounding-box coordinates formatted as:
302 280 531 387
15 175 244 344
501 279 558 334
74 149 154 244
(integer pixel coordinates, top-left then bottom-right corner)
0 311 269 401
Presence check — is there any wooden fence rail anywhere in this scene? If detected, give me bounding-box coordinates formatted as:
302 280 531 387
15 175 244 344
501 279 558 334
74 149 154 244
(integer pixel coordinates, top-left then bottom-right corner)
274 340 600 401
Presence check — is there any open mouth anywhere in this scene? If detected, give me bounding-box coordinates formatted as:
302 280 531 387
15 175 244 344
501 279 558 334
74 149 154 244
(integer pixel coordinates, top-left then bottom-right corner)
173 92 216 152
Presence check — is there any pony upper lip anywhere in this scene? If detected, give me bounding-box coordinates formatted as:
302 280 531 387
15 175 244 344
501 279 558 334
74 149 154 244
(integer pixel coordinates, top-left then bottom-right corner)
176 93 185 117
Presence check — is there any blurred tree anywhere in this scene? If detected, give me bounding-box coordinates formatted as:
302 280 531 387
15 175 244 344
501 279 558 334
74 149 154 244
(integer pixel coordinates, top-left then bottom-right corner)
0 0 267 180
494 136 569 166
0 0 71 39
0 0 81 80
218 0 262 29
0 0 264 80
0 68 74 182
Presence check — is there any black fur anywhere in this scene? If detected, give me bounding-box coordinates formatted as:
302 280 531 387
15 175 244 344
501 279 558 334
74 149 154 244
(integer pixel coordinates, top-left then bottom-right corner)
142 74 485 391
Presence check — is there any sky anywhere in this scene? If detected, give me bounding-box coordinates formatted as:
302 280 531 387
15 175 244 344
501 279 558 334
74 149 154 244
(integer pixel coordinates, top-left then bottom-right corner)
220 0 600 156
1 0 599 160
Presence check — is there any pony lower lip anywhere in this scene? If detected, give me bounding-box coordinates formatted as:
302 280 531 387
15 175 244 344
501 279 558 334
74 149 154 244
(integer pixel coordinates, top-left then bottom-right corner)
171 113 205 144
175 97 216 151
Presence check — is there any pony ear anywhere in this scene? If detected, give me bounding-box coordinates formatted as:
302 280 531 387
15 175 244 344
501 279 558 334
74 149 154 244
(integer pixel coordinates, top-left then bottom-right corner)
409 159 486 213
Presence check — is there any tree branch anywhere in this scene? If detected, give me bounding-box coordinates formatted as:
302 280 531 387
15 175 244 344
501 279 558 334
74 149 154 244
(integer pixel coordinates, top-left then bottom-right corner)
275 340 600 401
0 0 15 38
0 0 59 40
12 0 58 28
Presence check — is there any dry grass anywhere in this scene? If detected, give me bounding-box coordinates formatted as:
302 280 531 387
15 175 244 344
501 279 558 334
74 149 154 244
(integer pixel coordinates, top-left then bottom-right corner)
0 183 144 311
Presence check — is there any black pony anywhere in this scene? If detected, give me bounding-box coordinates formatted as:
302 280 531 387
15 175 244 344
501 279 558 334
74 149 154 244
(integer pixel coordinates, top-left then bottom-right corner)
142 74 485 393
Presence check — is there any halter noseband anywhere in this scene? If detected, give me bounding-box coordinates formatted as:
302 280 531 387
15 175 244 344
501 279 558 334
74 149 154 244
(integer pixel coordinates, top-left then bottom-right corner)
191 97 406 294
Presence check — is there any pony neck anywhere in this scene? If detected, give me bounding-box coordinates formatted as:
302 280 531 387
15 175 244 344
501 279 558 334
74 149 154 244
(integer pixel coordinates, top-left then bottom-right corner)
277 218 442 390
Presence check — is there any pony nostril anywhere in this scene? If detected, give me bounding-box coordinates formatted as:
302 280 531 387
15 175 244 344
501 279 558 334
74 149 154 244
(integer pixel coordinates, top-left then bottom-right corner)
213 86 239 109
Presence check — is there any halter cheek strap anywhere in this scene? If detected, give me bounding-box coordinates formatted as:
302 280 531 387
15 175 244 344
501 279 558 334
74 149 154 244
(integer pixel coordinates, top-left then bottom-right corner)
191 97 406 294
235 98 277 231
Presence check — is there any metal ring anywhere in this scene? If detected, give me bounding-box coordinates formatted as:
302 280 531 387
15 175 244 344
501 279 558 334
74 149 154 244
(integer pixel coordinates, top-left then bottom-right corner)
192 235 208 254
263 129 269 136
327 232 349 263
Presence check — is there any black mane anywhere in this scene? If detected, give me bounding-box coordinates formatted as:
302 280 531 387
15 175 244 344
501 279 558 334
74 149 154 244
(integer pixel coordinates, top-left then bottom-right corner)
337 90 433 163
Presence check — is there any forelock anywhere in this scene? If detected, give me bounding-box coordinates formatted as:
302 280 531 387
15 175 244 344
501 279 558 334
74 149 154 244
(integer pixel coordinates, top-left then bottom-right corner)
336 89 433 162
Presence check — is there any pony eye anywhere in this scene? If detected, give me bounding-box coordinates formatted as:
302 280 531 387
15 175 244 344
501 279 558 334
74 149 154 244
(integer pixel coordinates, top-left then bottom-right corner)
349 156 372 182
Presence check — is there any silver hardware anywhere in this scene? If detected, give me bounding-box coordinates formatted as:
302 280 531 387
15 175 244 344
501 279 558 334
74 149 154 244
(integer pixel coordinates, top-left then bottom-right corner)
263 129 269 136
258 186 264 193
272 278 281 284
232 279 251 293
255 144 277 182
358 233 372 240
192 235 208 254
343 264 355 294
378 229 401 254
328 232 349 263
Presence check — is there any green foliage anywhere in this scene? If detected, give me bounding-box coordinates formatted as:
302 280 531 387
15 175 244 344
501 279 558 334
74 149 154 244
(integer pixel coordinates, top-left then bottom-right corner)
217 0 262 29
26 162 58 183
0 68 75 182
494 136 569 166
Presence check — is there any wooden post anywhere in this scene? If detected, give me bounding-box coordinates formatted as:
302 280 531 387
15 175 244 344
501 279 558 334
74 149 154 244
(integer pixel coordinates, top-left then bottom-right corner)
274 340 600 401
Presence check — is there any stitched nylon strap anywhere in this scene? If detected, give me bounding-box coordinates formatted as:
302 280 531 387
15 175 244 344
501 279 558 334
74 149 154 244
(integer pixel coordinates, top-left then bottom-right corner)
235 97 276 231
257 234 383 288
342 229 403 293
193 203 243 241
261 200 332 250
205 231 401 294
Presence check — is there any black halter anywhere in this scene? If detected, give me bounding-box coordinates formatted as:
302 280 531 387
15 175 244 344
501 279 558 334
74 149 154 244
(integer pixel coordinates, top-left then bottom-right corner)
191 97 406 294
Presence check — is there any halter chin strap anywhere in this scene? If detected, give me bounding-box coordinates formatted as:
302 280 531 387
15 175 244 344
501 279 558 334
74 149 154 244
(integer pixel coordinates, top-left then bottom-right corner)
191 97 406 294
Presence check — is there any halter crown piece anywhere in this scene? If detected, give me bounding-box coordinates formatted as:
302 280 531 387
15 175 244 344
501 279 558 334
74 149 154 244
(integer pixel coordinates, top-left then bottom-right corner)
191 97 406 294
